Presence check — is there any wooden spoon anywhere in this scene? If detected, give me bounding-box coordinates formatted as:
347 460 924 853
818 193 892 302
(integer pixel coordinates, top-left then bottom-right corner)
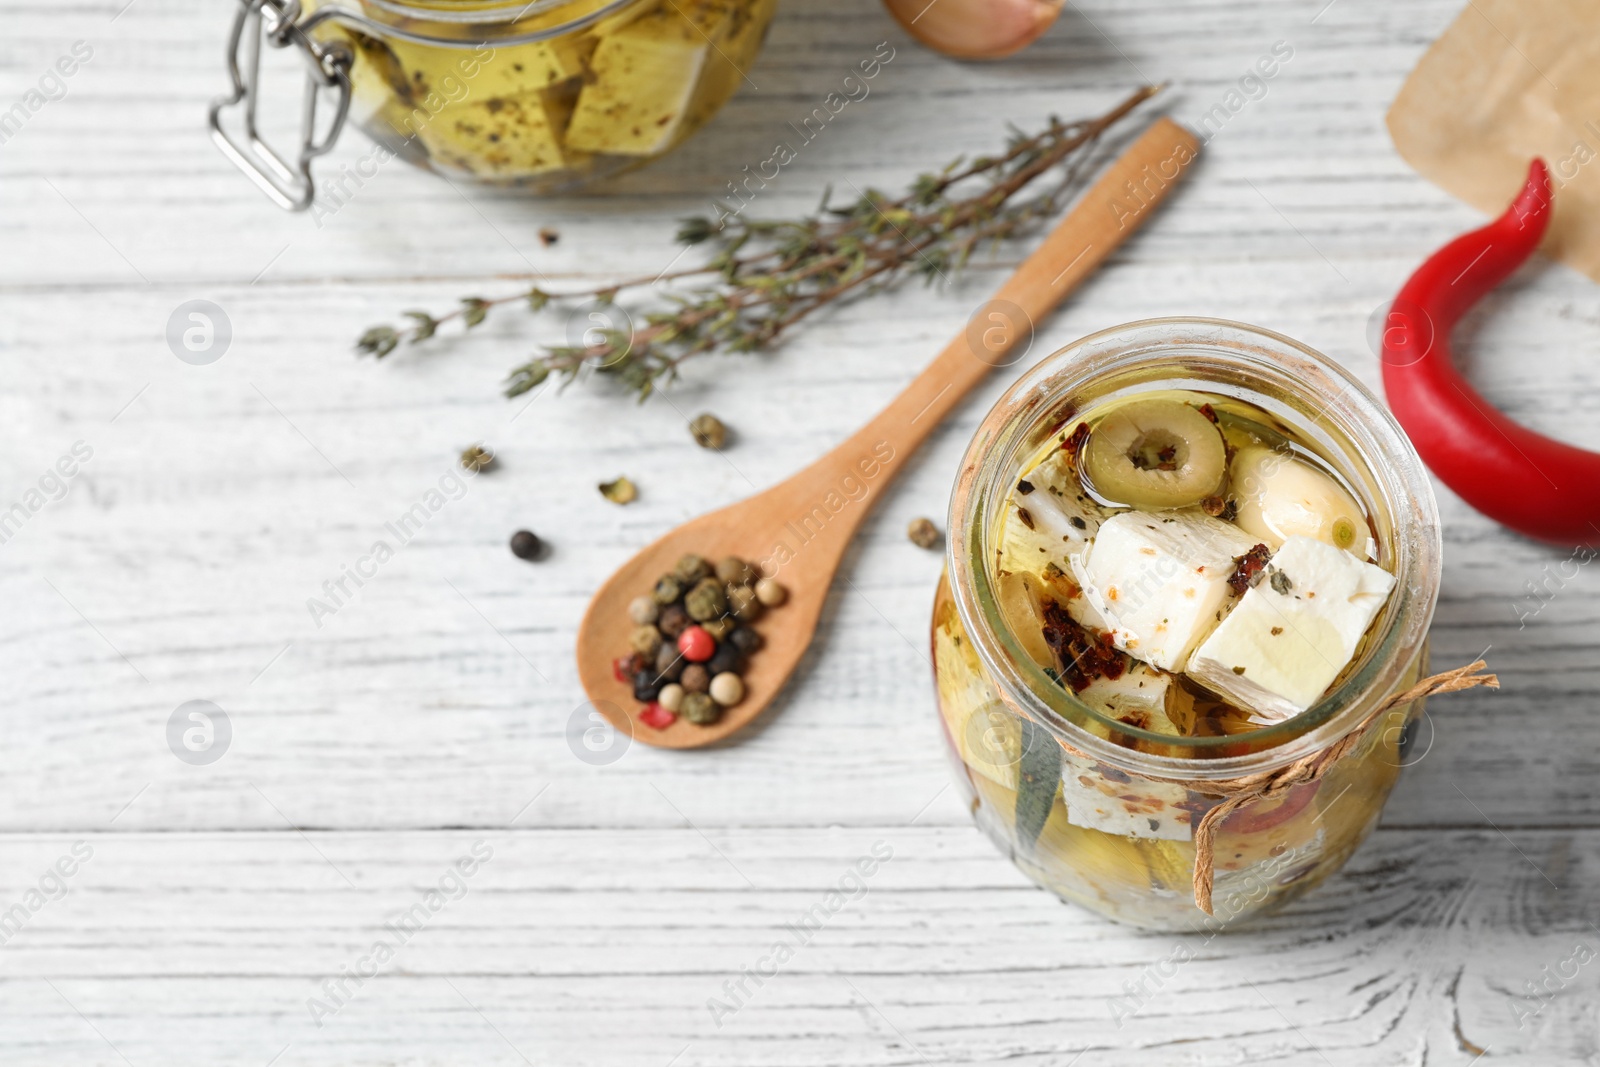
576 116 1200 749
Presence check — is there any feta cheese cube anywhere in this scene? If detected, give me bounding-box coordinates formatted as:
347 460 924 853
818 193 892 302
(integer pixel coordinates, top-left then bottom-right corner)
1001 459 1103 571
1188 536 1396 722
565 10 711 156
1071 510 1261 672
1059 745 1196 841
1079 662 1169 717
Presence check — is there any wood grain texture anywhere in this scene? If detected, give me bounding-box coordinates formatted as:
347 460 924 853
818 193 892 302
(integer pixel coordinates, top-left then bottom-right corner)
3 0 1600 1061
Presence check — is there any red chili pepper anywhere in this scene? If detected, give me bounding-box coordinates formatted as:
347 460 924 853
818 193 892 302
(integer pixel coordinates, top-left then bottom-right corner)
1383 159 1600 545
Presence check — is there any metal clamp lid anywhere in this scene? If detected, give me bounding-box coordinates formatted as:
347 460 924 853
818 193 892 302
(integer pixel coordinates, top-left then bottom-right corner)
208 0 352 211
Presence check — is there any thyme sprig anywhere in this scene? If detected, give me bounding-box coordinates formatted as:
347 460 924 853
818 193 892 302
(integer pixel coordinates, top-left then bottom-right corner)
357 85 1162 401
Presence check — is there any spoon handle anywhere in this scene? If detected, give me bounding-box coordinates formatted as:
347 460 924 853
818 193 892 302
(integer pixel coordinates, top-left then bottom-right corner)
775 117 1201 552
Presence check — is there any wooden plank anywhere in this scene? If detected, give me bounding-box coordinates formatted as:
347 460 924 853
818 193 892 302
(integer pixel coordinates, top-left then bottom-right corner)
0 827 1591 1065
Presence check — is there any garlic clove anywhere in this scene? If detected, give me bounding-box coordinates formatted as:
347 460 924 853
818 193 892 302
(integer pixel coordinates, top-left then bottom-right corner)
883 0 1064 60
1229 446 1370 557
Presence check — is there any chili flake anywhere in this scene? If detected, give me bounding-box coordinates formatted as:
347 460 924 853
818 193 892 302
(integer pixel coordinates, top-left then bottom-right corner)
1227 543 1271 595
1040 599 1126 691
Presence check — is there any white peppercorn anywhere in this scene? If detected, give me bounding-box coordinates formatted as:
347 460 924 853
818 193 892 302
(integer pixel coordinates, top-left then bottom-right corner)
628 595 659 625
709 672 745 707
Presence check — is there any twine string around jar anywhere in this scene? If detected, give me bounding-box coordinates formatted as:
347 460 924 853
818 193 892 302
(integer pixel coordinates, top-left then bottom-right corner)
1171 659 1498 915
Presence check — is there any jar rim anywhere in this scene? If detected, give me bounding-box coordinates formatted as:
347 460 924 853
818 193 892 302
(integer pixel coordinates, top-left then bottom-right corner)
945 316 1442 779
304 0 640 46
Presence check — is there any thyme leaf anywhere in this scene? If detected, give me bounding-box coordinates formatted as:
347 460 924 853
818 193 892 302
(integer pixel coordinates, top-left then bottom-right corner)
358 85 1163 401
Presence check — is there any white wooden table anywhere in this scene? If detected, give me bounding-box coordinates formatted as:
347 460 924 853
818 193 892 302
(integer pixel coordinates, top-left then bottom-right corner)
4 0 1599 1063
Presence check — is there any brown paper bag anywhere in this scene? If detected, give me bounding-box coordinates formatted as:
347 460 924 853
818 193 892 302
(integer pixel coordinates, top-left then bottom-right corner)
1388 0 1600 280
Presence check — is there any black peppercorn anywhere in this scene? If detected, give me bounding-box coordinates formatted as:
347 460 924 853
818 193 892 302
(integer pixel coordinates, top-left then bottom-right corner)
653 641 685 682
632 668 663 702
657 603 690 639
509 530 542 560
680 664 710 693
707 643 743 677
727 626 763 655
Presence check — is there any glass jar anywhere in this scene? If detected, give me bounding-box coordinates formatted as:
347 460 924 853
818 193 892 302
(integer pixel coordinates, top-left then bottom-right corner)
934 318 1442 930
210 0 775 209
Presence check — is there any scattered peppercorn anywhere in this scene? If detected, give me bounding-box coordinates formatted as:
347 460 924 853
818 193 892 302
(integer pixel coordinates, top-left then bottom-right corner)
509 529 543 561
680 664 710 693
681 691 719 725
658 683 685 712
702 616 735 642
460 444 495 473
907 517 942 549
538 226 559 247
690 413 728 450
652 576 683 606
599 476 637 504
755 577 787 607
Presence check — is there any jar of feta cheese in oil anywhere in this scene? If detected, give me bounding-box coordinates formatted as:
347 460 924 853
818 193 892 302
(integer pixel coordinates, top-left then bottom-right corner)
933 318 1442 930
210 0 776 209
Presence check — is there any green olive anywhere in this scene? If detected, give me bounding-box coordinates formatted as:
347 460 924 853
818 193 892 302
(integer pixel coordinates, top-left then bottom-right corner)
1081 399 1227 509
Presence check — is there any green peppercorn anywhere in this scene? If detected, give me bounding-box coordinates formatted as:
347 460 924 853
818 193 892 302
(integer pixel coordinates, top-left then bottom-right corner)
907 517 942 549
689 413 727 450
628 624 662 657
684 577 727 622
727 584 763 622
702 616 735 642
672 554 712 585
652 575 683 605
460 444 495 473
681 691 719 725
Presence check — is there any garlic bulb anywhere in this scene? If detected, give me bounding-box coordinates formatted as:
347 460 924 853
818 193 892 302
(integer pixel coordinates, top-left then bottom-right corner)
1229 446 1370 557
882 0 1064 60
